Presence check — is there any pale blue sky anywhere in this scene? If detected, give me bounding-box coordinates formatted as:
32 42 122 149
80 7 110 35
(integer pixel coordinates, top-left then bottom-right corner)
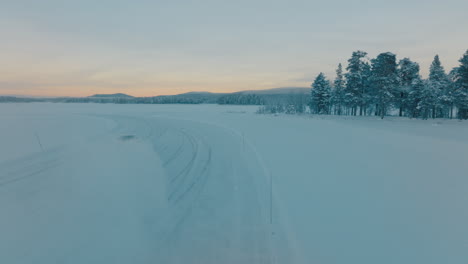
1 0 467 96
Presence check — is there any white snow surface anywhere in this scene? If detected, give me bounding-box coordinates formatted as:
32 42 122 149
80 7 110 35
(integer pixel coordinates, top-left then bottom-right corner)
1 103 467 264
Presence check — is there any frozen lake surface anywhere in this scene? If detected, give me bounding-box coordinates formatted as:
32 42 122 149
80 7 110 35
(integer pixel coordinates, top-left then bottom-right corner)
1 103 467 264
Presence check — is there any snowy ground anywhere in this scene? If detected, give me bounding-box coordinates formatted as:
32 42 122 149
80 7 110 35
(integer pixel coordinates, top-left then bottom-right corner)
1 103 467 264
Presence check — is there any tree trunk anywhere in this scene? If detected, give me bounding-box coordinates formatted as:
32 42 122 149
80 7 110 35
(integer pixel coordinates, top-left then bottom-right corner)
399 92 404 117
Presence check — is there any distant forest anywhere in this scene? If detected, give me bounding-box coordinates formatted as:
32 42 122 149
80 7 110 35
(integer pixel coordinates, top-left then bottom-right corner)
0 94 219 104
0 91 284 106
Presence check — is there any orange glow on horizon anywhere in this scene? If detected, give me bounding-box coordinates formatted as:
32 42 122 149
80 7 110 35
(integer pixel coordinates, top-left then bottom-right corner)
0 83 304 98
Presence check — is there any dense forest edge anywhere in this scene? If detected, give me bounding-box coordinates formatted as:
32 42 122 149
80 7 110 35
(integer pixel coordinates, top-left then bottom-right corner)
259 50 468 120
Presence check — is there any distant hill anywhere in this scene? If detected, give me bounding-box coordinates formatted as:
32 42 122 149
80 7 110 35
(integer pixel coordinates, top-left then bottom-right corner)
169 91 227 103
177 91 222 95
238 87 310 95
169 88 310 105
1 87 311 105
89 93 134 98
174 91 226 97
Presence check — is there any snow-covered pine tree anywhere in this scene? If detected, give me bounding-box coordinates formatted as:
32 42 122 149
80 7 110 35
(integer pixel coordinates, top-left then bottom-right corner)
331 63 345 115
453 50 468 119
370 52 398 119
428 55 450 118
310 73 332 114
344 51 370 116
418 79 438 119
397 58 420 117
361 63 373 115
407 76 425 118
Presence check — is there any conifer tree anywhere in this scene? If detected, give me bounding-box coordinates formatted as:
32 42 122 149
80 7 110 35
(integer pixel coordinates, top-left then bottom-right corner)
454 50 468 119
344 51 370 115
428 55 450 118
418 79 438 119
407 77 425 118
397 58 420 116
310 73 332 114
370 52 398 119
332 63 345 115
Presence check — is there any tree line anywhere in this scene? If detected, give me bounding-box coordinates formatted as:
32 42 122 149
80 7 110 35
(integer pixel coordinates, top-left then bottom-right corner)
217 94 264 105
309 50 468 119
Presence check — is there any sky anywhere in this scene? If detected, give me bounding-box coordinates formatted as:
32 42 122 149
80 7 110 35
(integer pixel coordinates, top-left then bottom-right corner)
1 0 467 97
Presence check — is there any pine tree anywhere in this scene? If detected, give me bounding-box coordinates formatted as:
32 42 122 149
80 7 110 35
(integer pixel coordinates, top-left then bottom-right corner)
331 63 345 115
428 55 450 118
360 63 373 115
418 79 438 119
370 52 398 119
344 51 370 115
397 58 420 116
453 50 468 119
407 77 425 118
310 73 332 114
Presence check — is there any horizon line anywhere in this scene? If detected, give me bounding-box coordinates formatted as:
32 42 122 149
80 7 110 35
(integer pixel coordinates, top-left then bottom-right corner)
0 86 312 98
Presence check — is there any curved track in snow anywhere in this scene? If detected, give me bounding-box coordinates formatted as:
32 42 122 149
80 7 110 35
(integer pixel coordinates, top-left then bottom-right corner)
108 115 277 263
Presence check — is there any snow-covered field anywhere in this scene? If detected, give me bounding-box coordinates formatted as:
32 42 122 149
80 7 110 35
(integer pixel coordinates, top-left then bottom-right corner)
1 103 467 264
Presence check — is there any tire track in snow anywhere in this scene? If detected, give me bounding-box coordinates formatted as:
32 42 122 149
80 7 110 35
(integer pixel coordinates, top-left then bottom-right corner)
162 133 185 166
171 145 212 205
142 117 277 263
167 130 200 202
95 115 214 245
142 116 301 263
0 149 64 187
